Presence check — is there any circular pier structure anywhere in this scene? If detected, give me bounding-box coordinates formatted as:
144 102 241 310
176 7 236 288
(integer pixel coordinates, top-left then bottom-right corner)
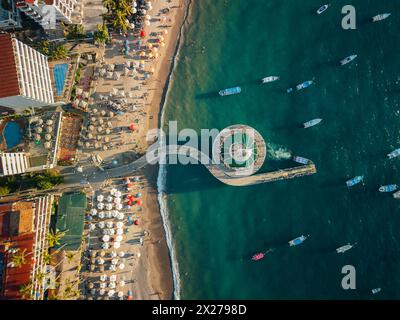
212 124 267 177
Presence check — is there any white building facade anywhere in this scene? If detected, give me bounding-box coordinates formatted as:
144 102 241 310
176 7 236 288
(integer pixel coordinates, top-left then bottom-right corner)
0 34 54 111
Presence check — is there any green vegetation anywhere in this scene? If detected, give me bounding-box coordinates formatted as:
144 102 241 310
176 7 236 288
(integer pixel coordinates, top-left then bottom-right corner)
34 41 68 60
0 170 64 195
46 229 66 248
33 170 64 190
63 23 85 40
19 281 33 300
0 185 10 196
93 23 110 45
103 0 134 33
10 248 28 268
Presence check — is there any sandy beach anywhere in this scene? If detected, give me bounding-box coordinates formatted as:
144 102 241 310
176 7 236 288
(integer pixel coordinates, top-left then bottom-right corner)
77 0 189 300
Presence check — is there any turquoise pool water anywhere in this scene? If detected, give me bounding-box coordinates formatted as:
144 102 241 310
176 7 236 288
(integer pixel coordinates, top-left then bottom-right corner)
2 121 23 149
53 63 69 96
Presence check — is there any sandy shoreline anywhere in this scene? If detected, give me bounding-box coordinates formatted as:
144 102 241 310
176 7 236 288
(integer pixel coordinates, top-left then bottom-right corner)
136 0 190 300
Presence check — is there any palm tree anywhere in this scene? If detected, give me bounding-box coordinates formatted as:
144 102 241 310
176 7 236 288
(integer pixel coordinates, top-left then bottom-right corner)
46 229 66 248
65 252 75 263
94 24 110 45
103 0 115 13
10 248 28 268
43 252 52 265
19 281 33 300
112 10 129 33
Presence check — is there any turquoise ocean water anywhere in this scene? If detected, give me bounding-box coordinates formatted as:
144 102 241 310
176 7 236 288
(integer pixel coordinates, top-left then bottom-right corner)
160 0 400 299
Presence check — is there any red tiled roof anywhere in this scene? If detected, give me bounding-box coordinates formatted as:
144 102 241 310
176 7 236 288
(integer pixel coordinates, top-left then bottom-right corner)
0 34 20 99
1 233 35 300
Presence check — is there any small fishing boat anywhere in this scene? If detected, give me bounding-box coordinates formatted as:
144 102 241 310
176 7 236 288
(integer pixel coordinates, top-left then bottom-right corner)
289 235 309 247
287 88 294 93
340 55 358 66
219 86 241 96
293 156 310 165
336 242 356 254
317 4 330 15
262 76 280 83
393 191 400 199
296 80 314 91
379 184 398 193
371 288 381 294
251 249 273 261
303 118 322 128
387 148 400 159
372 13 391 22
346 176 364 187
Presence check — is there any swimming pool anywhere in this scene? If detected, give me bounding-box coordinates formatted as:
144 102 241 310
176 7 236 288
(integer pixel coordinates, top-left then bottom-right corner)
53 63 69 96
2 121 23 149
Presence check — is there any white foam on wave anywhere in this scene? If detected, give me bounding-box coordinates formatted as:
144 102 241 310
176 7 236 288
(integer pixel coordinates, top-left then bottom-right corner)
266 143 292 160
155 0 194 300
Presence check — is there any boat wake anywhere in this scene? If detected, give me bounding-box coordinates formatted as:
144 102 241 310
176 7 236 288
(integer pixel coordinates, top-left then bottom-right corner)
266 143 292 160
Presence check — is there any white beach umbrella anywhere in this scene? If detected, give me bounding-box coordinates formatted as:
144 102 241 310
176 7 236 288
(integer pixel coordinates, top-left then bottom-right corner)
108 290 115 298
107 195 113 203
106 221 114 228
102 243 110 250
97 195 104 202
115 191 122 198
114 242 121 249
115 235 123 242
116 222 124 228
98 211 105 219
106 203 113 211
118 252 125 258
137 252 141 258
100 282 107 289
105 211 112 219
109 282 116 289
112 210 119 218
102 229 110 235
114 197 122 204
118 291 124 298
145 20 150 26
89 224 96 231
110 188 117 196
100 274 107 282
90 209 97 216
111 258 118 265
115 204 123 210
117 212 124 220
119 263 125 270
102 235 110 242
145 14 151 20
119 280 125 287
110 265 117 271
97 258 105 265
98 221 105 229
110 275 117 282
109 229 115 235
97 203 104 210
99 289 105 296
116 228 123 235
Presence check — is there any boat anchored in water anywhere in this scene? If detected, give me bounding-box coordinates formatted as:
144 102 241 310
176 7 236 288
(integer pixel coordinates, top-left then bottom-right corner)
393 191 400 199
262 76 280 84
346 176 364 187
372 13 391 22
336 242 356 254
293 156 310 165
379 184 398 193
296 80 314 91
317 4 330 15
371 288 381 294
219 86 241 97
340 55 357 66
387 148 400 159
251 249 274 261
303 118 322 128
289 235 309 247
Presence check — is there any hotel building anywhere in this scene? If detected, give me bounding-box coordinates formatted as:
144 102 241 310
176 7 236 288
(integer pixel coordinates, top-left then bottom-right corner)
0 33 54 112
